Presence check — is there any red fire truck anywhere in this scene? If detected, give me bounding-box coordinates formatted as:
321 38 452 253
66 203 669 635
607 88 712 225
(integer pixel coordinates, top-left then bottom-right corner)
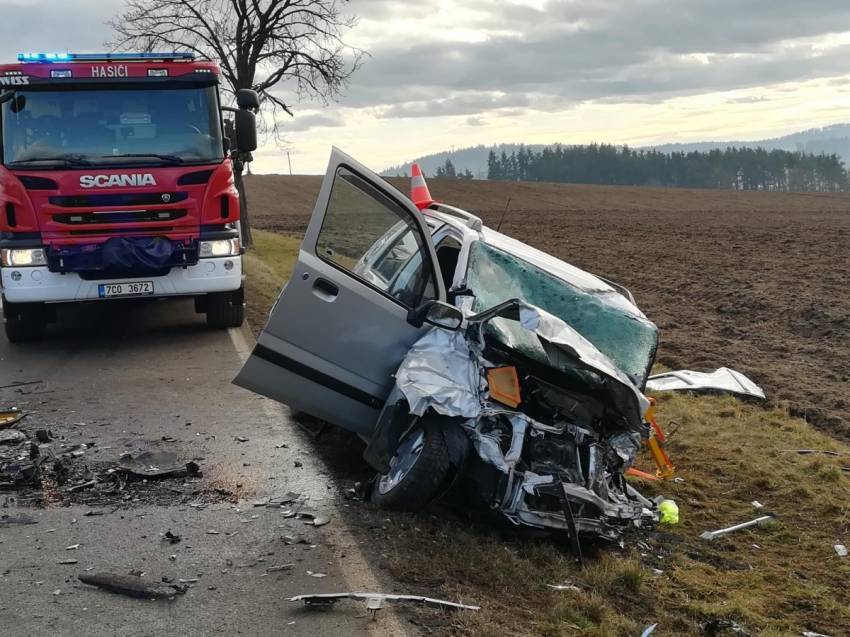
0 52 258 342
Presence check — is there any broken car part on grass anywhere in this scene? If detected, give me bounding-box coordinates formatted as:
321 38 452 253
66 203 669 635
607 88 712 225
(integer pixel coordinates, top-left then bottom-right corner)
646 367 765 399
700 515 775 541
291 592 480 613
235 149 668 543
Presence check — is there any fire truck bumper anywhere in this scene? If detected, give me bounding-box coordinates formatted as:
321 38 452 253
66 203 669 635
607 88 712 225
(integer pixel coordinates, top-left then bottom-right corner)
1 256 243 303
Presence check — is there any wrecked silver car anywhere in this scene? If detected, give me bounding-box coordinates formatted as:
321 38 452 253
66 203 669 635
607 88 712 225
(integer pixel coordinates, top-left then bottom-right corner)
235 148 660 540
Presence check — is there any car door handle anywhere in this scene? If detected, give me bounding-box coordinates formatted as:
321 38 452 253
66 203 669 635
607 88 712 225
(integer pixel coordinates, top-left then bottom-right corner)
312 278 339 302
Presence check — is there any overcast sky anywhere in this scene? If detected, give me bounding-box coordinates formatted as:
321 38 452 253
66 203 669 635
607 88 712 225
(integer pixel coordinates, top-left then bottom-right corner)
2 0 850 173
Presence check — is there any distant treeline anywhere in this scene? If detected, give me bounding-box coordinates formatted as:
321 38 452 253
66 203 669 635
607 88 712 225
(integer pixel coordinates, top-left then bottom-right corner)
481 144 849 192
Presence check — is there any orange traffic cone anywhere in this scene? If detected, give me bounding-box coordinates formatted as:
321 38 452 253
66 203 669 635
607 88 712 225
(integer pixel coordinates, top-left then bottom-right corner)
410 163 435 210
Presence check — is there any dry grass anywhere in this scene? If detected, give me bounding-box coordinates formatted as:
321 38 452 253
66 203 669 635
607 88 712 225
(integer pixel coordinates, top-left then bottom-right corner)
243 229 301 334
245 230 850 636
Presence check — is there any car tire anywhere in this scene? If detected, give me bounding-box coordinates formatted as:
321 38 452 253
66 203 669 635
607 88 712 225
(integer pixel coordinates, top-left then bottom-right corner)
206 288 245 328
3 299 45 343
371 418 451 512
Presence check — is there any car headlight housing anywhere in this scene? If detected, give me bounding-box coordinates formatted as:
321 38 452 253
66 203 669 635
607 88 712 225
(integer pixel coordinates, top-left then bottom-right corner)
199 238 241 258
1 248 47 267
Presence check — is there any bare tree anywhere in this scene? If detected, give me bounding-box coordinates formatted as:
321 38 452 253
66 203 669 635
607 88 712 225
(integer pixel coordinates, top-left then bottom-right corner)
109 0 362 246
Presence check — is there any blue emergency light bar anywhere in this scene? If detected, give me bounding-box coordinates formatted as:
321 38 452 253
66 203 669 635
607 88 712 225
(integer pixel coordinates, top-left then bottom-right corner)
17 52 195 62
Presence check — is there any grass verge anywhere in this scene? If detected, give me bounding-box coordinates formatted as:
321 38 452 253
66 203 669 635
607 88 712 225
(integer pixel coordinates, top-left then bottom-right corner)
243 229 301 335
244 230 850 636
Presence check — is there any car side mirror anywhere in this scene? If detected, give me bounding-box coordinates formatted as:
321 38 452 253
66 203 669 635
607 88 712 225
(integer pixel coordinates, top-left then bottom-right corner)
408 300 463 330
407 301 463 331
236 89 260 110
425 302 464 330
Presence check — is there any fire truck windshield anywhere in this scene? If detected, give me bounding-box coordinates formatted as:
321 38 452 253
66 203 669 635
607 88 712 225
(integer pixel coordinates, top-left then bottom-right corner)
1 85 224 168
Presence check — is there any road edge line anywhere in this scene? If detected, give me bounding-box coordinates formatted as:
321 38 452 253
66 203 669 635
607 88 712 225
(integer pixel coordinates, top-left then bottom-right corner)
228 322 411 636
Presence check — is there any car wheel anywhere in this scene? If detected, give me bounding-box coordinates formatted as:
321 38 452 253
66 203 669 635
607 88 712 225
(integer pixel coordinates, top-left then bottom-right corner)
371 419 451 512
206 288 245 328
3 299 45 343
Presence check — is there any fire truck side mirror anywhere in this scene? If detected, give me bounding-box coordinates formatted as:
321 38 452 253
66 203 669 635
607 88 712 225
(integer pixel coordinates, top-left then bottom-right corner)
235 109 258 152
236 89 260 111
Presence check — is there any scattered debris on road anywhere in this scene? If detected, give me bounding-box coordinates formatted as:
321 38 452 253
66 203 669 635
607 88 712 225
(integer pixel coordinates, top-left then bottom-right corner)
0 407 26 428
700 515 775 541
79 572 187 599
291 592 480 612
117 450 201 480
0 513 37 526
163 530 182 544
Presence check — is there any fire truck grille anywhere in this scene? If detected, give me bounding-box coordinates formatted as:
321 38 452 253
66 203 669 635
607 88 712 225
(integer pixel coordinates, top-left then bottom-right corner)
48 192 188 207
54 209 187 225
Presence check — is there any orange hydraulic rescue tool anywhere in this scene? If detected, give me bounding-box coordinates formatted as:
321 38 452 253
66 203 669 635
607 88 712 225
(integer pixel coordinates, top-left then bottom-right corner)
627 397 676 480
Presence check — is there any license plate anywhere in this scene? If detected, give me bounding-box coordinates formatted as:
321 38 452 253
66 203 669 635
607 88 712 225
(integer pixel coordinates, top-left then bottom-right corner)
98 281 154 298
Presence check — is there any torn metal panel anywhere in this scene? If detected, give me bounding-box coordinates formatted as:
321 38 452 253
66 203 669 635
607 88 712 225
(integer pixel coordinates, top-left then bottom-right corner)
646 367 765 399
290 592 480 611
394 327 481 418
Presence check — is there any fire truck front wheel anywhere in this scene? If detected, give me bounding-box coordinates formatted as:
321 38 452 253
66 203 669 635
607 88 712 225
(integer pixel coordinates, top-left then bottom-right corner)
2 298 46 343
206 287 245 328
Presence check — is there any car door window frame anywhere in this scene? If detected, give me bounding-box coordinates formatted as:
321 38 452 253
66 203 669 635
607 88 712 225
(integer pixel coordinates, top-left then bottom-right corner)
314 164 442 310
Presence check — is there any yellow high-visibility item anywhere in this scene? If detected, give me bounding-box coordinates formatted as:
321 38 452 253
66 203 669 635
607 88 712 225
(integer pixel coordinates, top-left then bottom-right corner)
658 499 679 525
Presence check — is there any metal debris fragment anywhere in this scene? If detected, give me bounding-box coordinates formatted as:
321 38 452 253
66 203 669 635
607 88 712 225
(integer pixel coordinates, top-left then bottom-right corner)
700 515 774 541
0 513 37 526
117 450 201 479
0 429 26 445
291 592 480 612
0 408 26 428
79 572 187 599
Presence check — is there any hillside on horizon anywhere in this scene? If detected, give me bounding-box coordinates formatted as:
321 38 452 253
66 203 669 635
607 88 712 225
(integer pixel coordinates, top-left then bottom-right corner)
380 123 850 178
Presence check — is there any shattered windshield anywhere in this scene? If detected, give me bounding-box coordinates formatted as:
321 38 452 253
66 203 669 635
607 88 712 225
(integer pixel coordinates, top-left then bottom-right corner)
466 241 658 385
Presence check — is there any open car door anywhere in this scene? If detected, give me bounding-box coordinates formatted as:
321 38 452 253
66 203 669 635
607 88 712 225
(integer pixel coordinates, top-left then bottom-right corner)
234 148 447 437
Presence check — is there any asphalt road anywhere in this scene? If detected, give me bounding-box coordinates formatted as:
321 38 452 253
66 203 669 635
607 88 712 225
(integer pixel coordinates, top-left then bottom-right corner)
0 298 408 636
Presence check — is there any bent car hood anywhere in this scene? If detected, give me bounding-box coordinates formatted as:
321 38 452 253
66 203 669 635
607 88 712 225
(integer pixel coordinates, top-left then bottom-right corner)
397 298 650 430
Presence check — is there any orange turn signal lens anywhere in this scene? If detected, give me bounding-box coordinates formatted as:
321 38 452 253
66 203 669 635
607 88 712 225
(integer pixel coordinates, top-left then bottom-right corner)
487 366 521 408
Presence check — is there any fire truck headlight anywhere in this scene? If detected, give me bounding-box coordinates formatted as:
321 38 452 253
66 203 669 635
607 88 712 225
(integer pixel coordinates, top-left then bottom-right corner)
199 239 241 258
1 248 47 267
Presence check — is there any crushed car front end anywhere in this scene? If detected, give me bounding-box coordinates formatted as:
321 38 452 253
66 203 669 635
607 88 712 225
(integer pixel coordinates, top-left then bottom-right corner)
382 227 661 541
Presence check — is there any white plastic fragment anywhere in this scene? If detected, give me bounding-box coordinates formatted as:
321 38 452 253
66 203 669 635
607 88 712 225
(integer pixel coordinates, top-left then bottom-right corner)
833 544 847 557
646 367 765 399
640 624 658 637
290 592 480 612
700 515 774 540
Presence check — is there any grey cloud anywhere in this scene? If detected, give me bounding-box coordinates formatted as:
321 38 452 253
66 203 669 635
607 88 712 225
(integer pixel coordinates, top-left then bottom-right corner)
376 92 531 118
0 0 126 61
283 113 346 132
726 96 770 104
466 116 485 126
340 0 850 117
